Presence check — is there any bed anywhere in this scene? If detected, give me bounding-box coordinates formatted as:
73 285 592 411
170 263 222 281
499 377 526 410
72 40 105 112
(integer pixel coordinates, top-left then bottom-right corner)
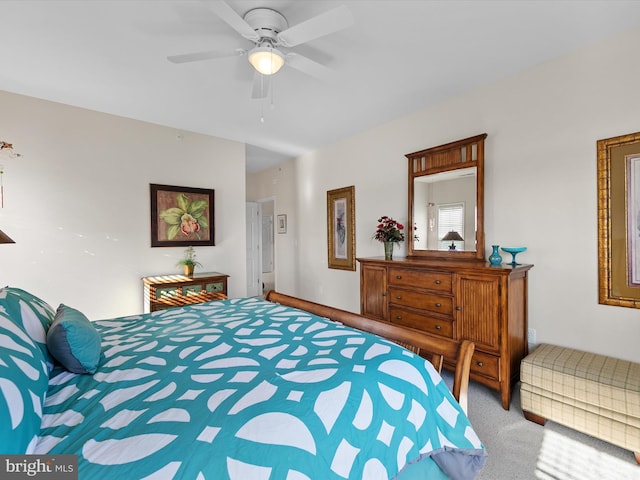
1 286 487 479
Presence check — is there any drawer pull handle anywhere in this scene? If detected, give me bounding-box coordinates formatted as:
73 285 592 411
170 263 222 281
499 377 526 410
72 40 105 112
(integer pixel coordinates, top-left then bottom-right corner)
435 280 441 284
455 306 462 311
395 295 402 300
435 303 441 307
435 325 441 330
396 275 402 279
476 361 483 367
395 315 402 320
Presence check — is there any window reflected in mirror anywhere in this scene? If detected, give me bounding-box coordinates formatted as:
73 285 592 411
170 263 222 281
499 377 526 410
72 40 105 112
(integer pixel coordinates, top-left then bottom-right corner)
413 167 476 251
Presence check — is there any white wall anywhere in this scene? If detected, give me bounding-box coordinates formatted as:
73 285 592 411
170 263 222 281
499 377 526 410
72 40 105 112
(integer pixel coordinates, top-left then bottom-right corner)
0 91 247 320
248 27 640 363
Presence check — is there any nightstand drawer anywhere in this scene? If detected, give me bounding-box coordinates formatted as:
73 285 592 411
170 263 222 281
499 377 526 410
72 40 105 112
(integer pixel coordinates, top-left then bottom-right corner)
388 287 453 316
156 287 179 300
183 285 203 296
389 307 454 338
206 282 224 293
388 268 452 293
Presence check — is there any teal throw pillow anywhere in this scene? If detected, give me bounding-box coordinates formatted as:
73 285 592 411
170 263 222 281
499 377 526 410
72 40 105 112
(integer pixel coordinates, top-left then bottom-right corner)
47 304 101 374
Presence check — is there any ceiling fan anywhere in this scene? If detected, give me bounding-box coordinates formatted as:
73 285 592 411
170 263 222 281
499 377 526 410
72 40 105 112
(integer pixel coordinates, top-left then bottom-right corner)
167 1 354 98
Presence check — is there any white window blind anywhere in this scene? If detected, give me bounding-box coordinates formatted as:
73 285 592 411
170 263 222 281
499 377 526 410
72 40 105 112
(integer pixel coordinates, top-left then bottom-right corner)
438 203 464 249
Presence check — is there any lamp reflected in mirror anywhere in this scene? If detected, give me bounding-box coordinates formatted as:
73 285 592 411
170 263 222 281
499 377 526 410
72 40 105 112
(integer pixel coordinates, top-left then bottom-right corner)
442 230 463 250
0 229 15 244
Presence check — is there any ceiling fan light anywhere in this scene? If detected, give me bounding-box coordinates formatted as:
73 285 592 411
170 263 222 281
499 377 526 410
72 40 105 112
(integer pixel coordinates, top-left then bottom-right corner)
248 46 285 75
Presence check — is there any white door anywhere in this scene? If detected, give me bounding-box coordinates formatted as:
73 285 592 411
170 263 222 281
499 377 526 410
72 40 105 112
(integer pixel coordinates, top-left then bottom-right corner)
262 214 274 273
246 202 262 297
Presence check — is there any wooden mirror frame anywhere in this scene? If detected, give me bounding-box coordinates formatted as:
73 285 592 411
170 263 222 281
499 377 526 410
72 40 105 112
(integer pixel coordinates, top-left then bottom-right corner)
597 130 640 308
406 134 486 260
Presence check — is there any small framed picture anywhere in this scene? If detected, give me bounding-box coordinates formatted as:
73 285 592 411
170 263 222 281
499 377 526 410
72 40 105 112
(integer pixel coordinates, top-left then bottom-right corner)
277 214 287 234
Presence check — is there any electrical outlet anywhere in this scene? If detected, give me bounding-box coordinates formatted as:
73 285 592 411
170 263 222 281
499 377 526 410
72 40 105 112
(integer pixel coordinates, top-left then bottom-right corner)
527 328 536 344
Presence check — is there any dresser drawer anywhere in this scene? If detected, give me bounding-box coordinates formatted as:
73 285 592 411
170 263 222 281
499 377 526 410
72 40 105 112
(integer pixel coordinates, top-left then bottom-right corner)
470 351 500 381
388 287 453 316
389 307 454 338
388 268 452 293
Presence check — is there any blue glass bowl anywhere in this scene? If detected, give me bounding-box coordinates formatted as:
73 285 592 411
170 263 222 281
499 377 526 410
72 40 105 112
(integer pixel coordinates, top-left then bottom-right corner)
501 247 527 265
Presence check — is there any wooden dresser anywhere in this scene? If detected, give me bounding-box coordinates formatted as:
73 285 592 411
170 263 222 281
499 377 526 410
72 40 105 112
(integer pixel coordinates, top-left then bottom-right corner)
142 272 229 313
358 257 532 409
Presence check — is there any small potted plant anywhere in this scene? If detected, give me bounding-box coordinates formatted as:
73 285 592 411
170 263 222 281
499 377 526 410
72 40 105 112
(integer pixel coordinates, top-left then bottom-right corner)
176 246 202 276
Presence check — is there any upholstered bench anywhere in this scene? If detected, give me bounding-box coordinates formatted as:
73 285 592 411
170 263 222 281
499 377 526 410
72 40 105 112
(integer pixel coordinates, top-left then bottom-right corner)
520 343 640 463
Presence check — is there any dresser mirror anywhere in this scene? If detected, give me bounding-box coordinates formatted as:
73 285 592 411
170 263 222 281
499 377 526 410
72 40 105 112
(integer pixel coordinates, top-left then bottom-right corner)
406 134 486 260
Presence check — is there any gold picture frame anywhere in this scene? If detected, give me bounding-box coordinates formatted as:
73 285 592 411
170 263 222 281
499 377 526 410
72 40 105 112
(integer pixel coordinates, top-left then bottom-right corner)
597 131 640 308
327 186 356 271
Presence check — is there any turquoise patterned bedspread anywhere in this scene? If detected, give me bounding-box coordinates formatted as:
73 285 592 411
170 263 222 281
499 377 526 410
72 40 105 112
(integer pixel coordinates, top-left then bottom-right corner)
35 298 486 479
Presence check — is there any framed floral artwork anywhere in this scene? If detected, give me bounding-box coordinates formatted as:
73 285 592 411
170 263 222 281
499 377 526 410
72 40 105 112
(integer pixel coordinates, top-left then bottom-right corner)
150 183 214 247
597 131 640 308
327 185 355 271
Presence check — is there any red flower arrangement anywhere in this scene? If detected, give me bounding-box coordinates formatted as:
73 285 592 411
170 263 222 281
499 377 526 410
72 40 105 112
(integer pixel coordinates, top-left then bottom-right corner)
373 216 405 243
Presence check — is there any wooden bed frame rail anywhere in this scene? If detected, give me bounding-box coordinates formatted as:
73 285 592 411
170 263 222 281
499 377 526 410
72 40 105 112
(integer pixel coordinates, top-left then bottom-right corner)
264 290 474 413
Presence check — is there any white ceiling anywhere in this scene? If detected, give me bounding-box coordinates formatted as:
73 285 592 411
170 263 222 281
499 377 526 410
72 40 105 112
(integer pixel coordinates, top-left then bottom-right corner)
2 1 640 172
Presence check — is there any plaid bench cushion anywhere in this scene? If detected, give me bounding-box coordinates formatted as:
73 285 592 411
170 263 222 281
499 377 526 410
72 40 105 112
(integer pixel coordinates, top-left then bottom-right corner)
521 343 640 454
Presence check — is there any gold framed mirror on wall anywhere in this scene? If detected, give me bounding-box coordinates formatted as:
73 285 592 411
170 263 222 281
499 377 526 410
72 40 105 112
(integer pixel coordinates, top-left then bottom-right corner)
406 134 487 260
597 130 640 309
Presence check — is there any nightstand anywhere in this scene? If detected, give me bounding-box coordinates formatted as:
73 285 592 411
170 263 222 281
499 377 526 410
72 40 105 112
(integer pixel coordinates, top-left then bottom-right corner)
142 272 229 313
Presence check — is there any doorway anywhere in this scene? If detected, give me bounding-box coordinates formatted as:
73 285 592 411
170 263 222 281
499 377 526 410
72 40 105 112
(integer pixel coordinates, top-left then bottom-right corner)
246 198 276 297
260 200 275 293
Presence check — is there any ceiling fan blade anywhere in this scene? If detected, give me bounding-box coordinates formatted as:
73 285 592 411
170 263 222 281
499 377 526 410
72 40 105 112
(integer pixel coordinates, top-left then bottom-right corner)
204 0 260 42
277 5 353 48
167 49 244 64
251 72 270 99
285 53 336 82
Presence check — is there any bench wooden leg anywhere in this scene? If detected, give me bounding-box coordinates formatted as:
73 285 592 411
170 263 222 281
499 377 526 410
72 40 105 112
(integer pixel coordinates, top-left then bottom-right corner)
523 410 547 426
634 451 639 464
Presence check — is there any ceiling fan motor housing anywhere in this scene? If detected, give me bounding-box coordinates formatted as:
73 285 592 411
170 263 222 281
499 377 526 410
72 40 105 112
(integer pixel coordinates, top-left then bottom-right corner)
243 8 288 45
168 1 353 83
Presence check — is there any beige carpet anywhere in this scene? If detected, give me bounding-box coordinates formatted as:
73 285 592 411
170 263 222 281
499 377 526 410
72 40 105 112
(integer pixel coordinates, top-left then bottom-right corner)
439 372 640 480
